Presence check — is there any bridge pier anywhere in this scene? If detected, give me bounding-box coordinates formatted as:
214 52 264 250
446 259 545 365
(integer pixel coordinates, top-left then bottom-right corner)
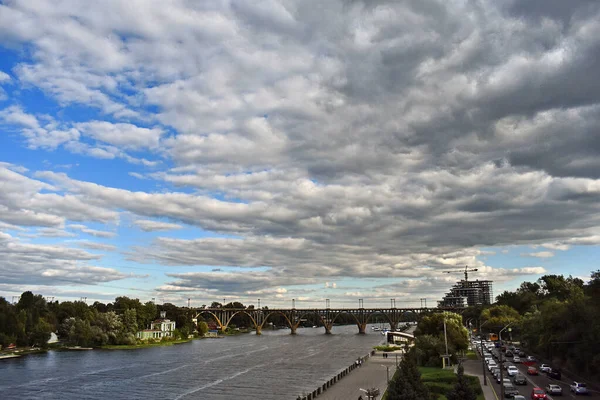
324 324 333 335
357 323 367 334
255 326 262 335
291 324 299 335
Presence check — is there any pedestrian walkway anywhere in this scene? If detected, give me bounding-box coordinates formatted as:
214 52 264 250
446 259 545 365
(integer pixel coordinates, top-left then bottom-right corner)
316 351 400 400
462 359 499 400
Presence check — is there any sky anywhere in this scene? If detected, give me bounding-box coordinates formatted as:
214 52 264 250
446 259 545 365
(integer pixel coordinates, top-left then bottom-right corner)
0 0 599 308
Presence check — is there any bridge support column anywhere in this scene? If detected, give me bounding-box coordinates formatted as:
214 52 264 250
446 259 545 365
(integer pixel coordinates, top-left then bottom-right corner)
389 322 397 332
324 324 333 334
358 323 367 334
255 326 262 335
291 324 299 335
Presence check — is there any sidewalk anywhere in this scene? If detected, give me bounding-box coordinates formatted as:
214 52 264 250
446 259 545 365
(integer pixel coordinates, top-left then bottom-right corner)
316 351 400 400
462 359 498 400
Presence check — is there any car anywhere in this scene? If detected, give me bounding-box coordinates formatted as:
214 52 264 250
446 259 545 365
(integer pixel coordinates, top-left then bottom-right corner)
513 356 521 363
548 369 561 380
526 356 536 362
570 381 589 395
507 366 519 376
504 362 514 370
513 396 527 400
531 387 548 399
514 373 527 385
545 384 562 395
527 367 539 375
539 364 551 373
488 360 498 371
503 383 520 398
506 350 514 357
519 350 526 357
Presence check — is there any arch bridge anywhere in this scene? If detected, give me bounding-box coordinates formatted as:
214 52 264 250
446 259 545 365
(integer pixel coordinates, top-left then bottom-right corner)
192 307 459 335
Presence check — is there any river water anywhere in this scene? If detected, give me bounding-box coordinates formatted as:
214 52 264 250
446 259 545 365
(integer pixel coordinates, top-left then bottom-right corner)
0 325 386 400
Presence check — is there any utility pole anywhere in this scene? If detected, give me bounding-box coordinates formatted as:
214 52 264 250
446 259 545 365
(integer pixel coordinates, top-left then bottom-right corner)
187 298 191 308
359 298 364 308
326 298 330 309
499 322 514 399
292 298 296 309
258 298 260 309
480 319 488 386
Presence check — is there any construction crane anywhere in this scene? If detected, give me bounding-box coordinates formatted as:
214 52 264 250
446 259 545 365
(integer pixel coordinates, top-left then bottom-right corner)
443 265 478 281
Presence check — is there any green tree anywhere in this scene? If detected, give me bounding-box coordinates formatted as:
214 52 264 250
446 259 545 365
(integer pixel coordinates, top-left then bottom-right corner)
480 305 520 328
387 349 432 400
197 321 209 336
446 363 476 400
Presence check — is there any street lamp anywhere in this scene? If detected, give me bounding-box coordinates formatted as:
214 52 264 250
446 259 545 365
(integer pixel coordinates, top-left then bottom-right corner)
499 322 514 399
479 320 490 386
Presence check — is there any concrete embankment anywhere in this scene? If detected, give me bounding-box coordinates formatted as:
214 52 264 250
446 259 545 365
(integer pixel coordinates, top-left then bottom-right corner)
296 350 399 400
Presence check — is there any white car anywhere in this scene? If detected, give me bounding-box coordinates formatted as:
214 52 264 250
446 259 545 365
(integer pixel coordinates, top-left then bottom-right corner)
507 366 519 376
539 364 551 373
570 381 589 395
546 384 562 395
513 356 521 363
488 360 497 371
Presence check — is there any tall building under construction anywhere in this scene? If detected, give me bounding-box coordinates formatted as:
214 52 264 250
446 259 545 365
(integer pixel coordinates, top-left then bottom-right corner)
438 279 493 308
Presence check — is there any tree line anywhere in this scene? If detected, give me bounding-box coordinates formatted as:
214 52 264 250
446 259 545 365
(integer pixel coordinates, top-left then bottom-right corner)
0 292 200 348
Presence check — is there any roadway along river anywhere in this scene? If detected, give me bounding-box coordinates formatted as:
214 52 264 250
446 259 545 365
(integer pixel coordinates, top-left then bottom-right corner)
0 325 386 400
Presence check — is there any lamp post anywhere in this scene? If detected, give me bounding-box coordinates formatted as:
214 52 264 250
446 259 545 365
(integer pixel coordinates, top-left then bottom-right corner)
479 319 489 386
499 322 514 399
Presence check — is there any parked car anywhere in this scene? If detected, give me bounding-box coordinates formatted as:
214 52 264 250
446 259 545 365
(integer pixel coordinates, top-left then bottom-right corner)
531 387 548 399
504 383 520 398
507 366 519 376
548 369 561 380
570 382 589 395
513 356 521 363
545 384 562 395
539 364 551 373
527 367 538 375
514 373 527 385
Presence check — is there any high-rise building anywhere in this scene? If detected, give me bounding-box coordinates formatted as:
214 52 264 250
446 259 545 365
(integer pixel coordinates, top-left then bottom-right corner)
438 279 493 308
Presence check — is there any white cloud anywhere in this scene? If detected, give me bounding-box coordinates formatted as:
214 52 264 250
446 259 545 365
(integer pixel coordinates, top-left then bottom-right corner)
521 251 555 258
1 0 600 302
69 224 116 238
134 219 183 232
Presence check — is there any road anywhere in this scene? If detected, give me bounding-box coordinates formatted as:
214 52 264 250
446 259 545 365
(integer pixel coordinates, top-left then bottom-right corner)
480 351 596 399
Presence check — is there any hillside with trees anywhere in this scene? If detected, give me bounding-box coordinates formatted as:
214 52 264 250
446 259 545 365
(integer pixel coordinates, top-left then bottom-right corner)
474 271 600 382
0 292 199 349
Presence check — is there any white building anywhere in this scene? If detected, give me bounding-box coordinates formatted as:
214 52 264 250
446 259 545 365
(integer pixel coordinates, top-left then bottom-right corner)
136 311 176 340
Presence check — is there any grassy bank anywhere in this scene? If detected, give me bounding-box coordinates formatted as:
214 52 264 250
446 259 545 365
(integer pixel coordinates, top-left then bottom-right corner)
101 338 192 350
373 345 404 352
419 367 484 400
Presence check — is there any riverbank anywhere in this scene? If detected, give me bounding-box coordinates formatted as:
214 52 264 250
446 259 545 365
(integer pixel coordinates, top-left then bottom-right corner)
101 338 192 350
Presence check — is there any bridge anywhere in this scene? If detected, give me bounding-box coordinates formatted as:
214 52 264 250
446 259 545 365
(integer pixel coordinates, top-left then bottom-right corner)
192 307 459 335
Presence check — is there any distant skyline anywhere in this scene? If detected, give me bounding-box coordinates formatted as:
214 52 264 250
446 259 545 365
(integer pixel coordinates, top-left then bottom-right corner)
1 0 599 307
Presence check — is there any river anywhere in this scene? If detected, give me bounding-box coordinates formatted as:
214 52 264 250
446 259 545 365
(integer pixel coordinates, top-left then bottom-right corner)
0 325 387 400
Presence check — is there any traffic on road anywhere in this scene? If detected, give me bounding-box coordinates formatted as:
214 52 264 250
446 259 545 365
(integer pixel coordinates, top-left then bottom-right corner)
474 338 595 399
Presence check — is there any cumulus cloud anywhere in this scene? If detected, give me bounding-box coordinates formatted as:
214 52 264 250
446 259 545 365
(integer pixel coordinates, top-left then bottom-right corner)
69 224 116 238
521 251 555 258
0 232 127 286
133 219 183 232
0 0 599 302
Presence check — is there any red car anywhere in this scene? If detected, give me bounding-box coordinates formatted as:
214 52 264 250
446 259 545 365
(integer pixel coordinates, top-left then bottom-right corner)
531 387 547 399
527 366 538 375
